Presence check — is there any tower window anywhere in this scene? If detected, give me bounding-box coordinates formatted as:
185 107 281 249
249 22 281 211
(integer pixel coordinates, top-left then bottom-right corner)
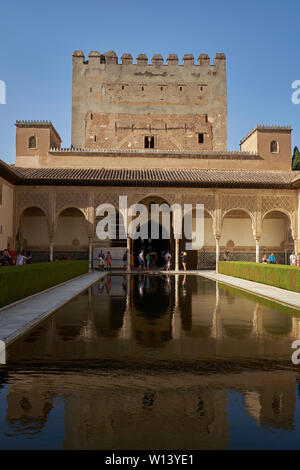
198 133 204 144
144 136 155 149
270 140 279 153
28 136 37 149
94 135 97 142
141 86 144 91
179 86 182 91
160 86 163 91
91 113 93 120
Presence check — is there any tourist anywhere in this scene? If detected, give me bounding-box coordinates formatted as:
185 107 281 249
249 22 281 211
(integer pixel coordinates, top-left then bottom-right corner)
138 250 145 270
98 251 104 271
262 254 269 264
268 252 277 264
106 251 112 270
7 244 16 265
297 253 300 267
290 251 297 266
164 251 171 271
16 251 27 266
26 251 32 264
181 251 187 271
1 249 11 266
223 251 231 261
145 252 150 269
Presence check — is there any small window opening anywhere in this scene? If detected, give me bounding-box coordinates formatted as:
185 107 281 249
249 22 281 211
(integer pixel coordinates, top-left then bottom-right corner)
144 136 155 149
141 86 144 91
198 133 204 144
200 86 203 91
90 87 93 93
94 135 97 142
91 113 93 120
179 86 182 91
122 85 124 90
270 140 279 153
160 86 163 91
28 136 37 149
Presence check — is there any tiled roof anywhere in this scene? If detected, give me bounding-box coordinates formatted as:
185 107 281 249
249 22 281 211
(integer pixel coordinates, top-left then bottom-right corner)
14 166 296 189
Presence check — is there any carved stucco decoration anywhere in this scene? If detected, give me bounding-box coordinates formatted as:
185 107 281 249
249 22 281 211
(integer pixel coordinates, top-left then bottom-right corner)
221 195 256 218
182 194 216 216
262 195 297 239
262 195 296 217
17 191 50 218
56 192 89 218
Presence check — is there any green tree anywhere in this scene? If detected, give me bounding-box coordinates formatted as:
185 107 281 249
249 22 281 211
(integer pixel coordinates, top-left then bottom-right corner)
292 146 300 170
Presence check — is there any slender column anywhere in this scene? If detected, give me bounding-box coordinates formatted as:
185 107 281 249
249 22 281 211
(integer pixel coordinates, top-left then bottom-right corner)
127 237 131 272
0 340 6 365
49 237 54 262
215 237 220 273
88 237 93 271
175 238 179 271
255 238 260 263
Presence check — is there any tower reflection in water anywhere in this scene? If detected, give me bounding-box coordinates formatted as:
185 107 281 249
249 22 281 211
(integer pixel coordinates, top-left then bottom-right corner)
1 275 300 450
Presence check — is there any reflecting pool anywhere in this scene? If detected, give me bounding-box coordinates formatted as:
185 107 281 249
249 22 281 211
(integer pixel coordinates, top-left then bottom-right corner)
0 274 300 449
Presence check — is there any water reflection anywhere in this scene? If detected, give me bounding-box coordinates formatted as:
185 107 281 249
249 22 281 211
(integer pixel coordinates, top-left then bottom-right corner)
1 275 300 449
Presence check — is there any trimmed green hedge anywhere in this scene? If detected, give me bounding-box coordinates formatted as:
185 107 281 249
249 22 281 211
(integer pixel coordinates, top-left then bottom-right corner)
0 260 88 308
218 261 300 293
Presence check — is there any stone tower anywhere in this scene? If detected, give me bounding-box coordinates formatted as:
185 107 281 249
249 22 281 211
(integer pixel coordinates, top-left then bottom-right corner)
71 50 227 152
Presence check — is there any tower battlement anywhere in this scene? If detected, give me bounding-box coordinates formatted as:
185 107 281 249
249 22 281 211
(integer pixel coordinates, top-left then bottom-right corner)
72 50 226 67
71 49 227 152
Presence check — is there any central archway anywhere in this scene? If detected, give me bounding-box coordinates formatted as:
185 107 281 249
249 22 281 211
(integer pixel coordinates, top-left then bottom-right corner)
132 196 174 268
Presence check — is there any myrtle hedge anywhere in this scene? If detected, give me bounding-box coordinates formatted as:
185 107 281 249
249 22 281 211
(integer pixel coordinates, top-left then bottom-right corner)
0 260 88 308
218 261 300 293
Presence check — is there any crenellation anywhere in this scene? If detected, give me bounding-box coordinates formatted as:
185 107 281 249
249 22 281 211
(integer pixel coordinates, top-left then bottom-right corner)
152 54 164 67
136 53 148 66
167 54 178 65
198 54 210 66
183 54 194 67
121 53 133 65
103 50 118 64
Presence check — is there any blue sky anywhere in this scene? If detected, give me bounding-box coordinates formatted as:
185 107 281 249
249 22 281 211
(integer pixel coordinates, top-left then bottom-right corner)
0 0 299 164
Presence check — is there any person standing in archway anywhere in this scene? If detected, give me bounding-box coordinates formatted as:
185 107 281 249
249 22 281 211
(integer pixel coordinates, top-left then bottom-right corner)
106 251 112 270
289 251 297 266
181 251 187 271
138 250 145 270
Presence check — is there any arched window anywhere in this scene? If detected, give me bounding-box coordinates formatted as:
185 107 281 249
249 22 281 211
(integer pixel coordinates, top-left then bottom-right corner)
270 140 279 153
28 136 37 149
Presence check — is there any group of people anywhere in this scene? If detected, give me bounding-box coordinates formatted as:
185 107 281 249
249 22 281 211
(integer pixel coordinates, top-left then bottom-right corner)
137 249 188 271
224 250 300 266
97 250 112 271
289 252 300 266
0 246 31 266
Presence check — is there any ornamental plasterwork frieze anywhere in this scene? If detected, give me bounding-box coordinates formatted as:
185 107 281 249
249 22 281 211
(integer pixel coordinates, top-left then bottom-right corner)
55 192 89 217
261 195 296 217
221 194 257 218
182 194 216 215
17 191 50 218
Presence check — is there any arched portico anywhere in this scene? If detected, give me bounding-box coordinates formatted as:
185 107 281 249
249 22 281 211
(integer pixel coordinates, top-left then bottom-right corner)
130 195 175 269
54 207 89 260
261 210 294 264
18 207 50 261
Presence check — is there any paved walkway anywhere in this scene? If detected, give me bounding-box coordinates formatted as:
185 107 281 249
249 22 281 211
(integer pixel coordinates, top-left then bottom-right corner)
0 271 104 347
198 270 300 310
